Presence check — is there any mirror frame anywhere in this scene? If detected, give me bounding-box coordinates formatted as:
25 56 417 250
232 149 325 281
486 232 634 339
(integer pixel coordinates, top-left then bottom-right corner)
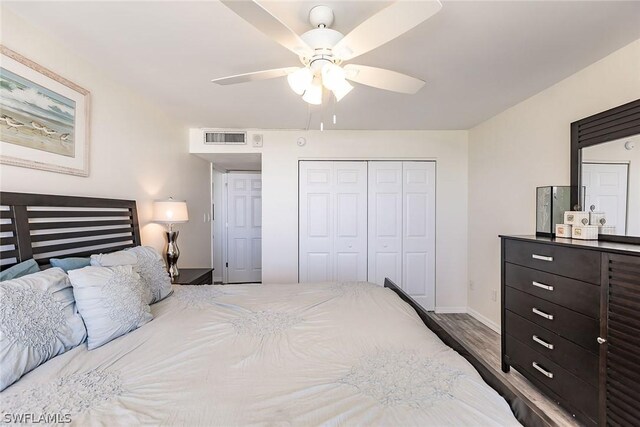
570 98 640 245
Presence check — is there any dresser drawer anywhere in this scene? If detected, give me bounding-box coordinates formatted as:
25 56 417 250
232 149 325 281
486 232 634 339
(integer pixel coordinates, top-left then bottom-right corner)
505 287 599 353
505 311 598 387
505 334 598 422
505 263 599 318
504 239 601 284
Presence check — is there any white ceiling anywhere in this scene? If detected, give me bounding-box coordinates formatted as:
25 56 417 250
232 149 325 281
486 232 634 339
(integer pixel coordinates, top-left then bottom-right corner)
5 1 640 130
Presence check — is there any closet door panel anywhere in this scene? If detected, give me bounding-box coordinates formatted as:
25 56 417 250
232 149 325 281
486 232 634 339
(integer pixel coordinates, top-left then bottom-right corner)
402 162 436 310
333 162 368 282
368 161 403 286
299 162 333 282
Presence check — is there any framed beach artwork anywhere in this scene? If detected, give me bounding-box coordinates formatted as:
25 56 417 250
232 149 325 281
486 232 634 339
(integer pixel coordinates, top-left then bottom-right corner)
0 45 90 176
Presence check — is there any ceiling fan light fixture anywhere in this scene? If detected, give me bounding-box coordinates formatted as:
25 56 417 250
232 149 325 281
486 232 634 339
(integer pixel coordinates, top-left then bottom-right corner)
332 79 353 102
287 67 313 95
321 63 346 91
302 77 323 105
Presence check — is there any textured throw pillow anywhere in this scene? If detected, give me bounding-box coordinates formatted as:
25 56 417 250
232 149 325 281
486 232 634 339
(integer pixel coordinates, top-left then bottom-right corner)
0 268 87 391
127 246 172 303
0 259 40 282
68 265 153 350
50 257 91 273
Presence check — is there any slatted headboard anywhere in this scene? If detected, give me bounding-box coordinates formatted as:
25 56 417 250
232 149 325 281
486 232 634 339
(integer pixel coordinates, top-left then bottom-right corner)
0 192 141 271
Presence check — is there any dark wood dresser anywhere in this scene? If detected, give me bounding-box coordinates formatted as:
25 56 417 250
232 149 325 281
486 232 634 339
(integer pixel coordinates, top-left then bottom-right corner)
500 235 640 426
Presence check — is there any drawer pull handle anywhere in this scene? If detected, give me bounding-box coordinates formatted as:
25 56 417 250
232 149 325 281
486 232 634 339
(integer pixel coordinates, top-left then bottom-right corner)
532 335 554 350
532 308 554 320
532 254 554 262
532 281 554 291
532 362 554 378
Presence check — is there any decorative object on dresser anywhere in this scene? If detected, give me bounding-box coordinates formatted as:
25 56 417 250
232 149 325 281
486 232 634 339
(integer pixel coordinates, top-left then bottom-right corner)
535 186 571 237
571 98 640 244
500 235 640 426
0 46 90 176
170 268 214 286
152 197 189 279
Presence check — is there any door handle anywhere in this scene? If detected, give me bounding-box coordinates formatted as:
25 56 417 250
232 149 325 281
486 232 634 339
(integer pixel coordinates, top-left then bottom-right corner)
532 335 554 350
597 337 607 344
532 281 554 291
532 254 553 262
532 308 554 320
532 362 554 378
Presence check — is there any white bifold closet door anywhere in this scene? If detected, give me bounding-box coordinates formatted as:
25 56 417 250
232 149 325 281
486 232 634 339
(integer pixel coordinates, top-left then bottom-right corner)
227 173 262 283
299 161 368 282
368 161 403 286
368 161 435 310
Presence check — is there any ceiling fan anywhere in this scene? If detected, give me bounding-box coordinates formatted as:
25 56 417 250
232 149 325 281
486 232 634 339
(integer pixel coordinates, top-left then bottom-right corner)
212 0 443 105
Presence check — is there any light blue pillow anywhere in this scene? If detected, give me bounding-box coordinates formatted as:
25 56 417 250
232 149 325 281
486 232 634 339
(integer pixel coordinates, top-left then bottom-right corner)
0 259 40 282
0 267 87 391
68 265 153 350
50 257 91 273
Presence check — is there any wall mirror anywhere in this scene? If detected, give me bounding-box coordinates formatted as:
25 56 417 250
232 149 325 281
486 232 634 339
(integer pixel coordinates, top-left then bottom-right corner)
571 99 640 244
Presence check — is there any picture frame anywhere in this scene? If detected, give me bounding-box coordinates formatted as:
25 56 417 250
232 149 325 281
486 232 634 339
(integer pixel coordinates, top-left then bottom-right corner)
0 45 90 177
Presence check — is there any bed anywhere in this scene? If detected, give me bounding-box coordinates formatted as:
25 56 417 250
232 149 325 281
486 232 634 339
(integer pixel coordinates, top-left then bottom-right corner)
0 192 534 426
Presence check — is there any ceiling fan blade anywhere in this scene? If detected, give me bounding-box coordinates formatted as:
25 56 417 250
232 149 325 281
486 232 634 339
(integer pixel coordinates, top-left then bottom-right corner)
211 67 299 85
343 64 425 94
220 1 312 57
333 0 442 61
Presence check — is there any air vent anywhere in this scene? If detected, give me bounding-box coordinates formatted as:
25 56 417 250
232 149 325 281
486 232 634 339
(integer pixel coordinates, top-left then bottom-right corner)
204 131 246 145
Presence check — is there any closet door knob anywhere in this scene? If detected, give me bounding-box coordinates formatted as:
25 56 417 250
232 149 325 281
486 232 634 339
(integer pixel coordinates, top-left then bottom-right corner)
348 244 352 248
597 337 606 344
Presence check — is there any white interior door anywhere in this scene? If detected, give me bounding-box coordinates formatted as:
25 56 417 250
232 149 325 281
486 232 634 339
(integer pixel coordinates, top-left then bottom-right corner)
227 173 262 283
402 162 436 310
334 162 368 282
299 161 367 282
299 162 333 282
368 161 403 286
582 163 628 234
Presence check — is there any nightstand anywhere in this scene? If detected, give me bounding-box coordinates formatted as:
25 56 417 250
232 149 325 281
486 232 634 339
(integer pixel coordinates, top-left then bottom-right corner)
171 268 213 286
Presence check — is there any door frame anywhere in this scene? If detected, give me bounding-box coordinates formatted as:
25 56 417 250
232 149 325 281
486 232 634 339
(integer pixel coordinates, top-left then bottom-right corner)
224 171 262 284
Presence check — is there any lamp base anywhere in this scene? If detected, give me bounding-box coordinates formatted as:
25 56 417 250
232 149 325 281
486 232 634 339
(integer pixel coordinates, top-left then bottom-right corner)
165 230 180 279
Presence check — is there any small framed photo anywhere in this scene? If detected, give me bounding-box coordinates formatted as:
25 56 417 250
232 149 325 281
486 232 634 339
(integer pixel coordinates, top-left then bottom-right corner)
1 45 90 176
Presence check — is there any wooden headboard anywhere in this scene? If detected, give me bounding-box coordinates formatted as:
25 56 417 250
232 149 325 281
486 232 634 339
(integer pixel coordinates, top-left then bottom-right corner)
0 192 141 271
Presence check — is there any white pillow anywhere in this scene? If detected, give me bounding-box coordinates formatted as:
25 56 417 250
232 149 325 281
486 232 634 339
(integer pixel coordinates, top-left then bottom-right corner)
91 247 172 304
127 246 172 303
0 268 87 391
68 265 153 350
90 251 137 267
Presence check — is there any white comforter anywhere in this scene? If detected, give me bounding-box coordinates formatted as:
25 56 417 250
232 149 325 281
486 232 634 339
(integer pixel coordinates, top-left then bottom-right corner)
1 283 519 426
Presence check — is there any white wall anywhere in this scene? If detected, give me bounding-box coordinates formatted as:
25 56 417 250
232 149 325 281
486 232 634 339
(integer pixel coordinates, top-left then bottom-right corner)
468 39 640 327
192 130 469 311
0 7 212 267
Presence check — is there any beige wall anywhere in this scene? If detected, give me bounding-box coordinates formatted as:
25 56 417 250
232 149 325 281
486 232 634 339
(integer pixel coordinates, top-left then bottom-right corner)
0 7 212 267
468 39 640 327
191 129 469 311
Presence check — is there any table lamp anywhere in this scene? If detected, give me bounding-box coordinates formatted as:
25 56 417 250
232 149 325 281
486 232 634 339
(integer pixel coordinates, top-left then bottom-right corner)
152 197 189 279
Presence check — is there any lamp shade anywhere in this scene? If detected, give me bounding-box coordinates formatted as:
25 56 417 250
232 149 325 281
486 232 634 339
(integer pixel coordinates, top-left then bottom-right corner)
152 198 189 223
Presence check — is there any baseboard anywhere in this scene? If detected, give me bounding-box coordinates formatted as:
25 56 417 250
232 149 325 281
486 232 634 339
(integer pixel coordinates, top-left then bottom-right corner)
213 276 223 283
467 308 501 334
434 306 468 314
